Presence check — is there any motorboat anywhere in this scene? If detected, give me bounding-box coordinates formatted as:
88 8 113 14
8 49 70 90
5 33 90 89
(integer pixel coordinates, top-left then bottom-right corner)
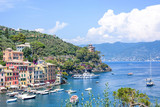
0 87 7 93
41 91 49 95
21 95 36 100
146 81 154 87
36 91 44 94
70 95 79 105
66 89 76 94
128 73 133 76
6 98 17 103
53 89 64 92
96 81 99 83
49 90 57 93
73 71 99 79
7 92 19 97
29 90 37 94
85 88 92 91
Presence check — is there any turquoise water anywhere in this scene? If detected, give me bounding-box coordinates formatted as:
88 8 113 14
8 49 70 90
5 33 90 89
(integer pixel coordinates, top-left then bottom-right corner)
1 62 160 107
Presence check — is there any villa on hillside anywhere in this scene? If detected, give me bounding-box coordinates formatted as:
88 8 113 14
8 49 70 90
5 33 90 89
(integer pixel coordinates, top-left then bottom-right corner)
16 43 30 52
88 44 95 52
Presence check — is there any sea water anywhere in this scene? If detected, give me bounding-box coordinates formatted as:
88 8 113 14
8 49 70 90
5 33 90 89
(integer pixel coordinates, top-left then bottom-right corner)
0 62 160 107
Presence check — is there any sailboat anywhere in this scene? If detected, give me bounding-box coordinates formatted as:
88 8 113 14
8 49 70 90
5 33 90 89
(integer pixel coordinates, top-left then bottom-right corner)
146 56 154 87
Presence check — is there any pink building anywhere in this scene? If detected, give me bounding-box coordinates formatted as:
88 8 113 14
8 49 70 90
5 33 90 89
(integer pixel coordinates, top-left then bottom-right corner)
3 48 23 62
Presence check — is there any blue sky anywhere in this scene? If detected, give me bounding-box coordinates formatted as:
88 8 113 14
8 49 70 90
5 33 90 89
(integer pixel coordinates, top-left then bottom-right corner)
0 0 160 45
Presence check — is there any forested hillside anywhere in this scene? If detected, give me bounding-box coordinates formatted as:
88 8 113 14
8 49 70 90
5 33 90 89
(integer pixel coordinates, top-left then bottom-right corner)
0 25 111 72
0 25 79 57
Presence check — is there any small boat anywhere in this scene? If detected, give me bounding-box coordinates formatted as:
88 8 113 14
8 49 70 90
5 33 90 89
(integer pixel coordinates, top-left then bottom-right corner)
146 81 154 87
49 90 57 93
66 89 76 94
111 73 114 75
6 98 17 103
8 92 19 97
29 90 37 94
96 81 99 83
36 91 44 94
85 88 92 91
41 91 49 95
54 89 64 92
21 95 36 100
73 70 99 79
44 90 49 92
128 73 133 76
70 95 79 105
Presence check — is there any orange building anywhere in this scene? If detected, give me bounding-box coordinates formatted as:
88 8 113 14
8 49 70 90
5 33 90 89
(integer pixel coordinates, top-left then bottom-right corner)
3 48 23 62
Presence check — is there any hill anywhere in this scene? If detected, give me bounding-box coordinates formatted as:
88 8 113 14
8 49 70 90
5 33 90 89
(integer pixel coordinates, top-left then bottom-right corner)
0 25 111 72
0 25 79 57
91 41 160 61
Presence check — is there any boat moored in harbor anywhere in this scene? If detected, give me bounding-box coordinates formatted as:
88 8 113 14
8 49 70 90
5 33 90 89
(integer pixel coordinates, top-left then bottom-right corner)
73 71 99 79
6 98 17 103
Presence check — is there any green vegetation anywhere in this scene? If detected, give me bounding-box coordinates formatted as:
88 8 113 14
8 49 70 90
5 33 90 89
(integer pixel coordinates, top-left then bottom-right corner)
113 87 150 107
66 84 153 107
0 25 110 72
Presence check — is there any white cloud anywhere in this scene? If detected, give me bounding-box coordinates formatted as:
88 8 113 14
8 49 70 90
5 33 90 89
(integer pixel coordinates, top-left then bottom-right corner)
48 21 68 34
35 28 45 33
0 0 26 12
66 5 160 45
35 21 68 34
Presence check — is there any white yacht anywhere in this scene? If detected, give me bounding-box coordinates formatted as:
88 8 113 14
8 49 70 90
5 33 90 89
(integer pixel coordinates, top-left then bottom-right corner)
73 71 99 79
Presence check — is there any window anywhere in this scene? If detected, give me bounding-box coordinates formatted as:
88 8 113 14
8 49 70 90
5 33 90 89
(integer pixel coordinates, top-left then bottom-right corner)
10 73 12 75
2 73 3 76
15 77 16 80
24 74 26 77
15 81 17 84
1 79 3 82
10 78 11 80
21 74 23 77
7 78 9 80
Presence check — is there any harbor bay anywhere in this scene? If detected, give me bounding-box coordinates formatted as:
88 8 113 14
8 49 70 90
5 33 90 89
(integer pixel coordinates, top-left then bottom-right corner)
1 61 160 107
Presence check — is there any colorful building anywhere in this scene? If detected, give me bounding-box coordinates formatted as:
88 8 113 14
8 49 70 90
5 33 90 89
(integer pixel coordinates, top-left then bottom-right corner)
23 61 35 85
3 48 23 62
46 63 56 83
5 70 13 88
34 64 45 83
0 65 6 87
16 43 30 52
17 65 28 87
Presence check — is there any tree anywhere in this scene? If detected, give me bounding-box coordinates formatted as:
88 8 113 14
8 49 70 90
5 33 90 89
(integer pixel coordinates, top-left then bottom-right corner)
22 47 32 58
113 87 150 107
4 28 9 39
30 41 45 55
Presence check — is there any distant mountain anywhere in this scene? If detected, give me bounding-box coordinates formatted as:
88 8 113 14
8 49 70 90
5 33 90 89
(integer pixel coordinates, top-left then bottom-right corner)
85 41 160 61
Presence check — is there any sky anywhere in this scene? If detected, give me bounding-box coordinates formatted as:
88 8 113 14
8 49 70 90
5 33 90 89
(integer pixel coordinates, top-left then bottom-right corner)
0 0 160 45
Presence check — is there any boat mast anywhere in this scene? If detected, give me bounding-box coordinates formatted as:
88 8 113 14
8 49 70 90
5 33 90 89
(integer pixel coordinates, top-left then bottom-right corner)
150 55 152 79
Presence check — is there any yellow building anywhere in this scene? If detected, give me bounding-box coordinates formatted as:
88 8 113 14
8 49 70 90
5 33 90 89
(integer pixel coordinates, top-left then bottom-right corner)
34 64 45 83
23 61 35 85
17 65 28 87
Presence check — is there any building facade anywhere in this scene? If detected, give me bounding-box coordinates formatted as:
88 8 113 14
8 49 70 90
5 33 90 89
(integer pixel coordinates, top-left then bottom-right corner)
3 48 23 62
88 44 95 52
0 65 6 87
16 43 30 52
46 63 56 83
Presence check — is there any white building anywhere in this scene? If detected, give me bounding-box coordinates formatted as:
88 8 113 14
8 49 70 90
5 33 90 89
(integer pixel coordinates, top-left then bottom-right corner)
16 43 30 52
